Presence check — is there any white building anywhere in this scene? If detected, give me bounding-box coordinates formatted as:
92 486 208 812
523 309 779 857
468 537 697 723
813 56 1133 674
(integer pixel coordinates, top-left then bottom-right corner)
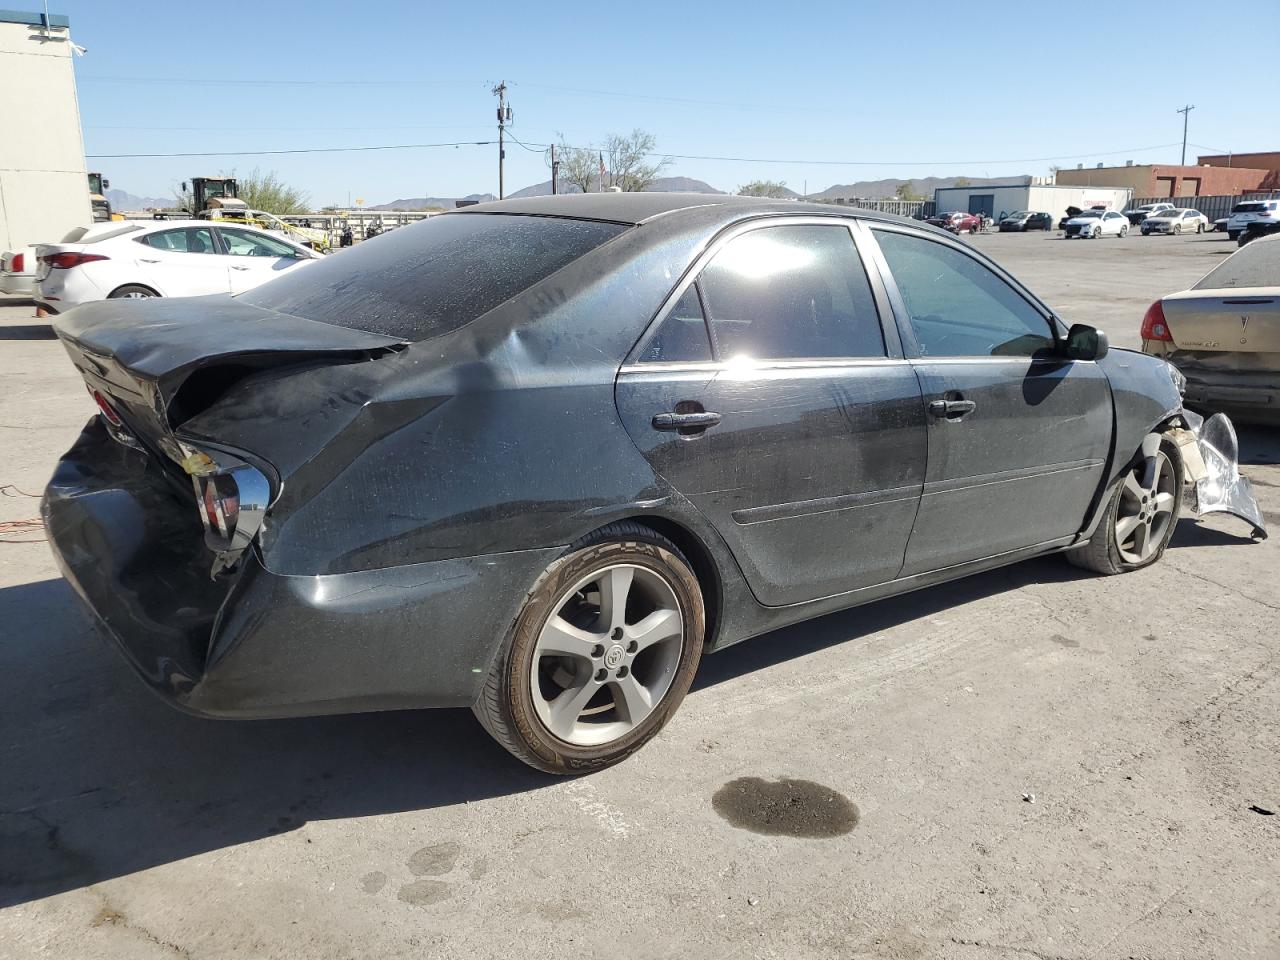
0 8 90 252
933 182 1133 221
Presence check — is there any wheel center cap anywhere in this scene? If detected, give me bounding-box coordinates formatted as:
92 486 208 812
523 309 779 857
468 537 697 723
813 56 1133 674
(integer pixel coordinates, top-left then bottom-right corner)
604 644 625 669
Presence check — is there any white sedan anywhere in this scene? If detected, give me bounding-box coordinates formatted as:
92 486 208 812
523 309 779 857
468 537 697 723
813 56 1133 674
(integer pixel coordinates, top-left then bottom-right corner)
1141 208 1209 235
1064 209 1130 239
34 220 321 314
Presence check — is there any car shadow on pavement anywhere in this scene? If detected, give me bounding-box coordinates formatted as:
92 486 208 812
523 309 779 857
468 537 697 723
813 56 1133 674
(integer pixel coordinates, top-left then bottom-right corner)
693 555 1087 691
0 577 549 909
0 324 55 340
0 556 1090 908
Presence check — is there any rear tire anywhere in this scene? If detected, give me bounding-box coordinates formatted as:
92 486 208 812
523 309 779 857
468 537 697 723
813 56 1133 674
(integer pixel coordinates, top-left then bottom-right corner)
473 521 705 774
1067 434 1182 575
108 284 159 299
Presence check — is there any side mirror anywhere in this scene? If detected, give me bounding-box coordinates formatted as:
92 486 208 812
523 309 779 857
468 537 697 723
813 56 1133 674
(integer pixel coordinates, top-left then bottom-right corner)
1065 323 1109 361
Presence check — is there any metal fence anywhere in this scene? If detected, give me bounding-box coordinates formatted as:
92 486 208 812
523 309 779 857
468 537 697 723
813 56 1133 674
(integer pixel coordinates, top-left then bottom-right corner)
819 198 935 218
1128 192 1280 221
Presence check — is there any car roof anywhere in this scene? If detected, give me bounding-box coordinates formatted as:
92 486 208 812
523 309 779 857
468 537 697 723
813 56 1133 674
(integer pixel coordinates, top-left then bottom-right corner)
450 192 919 229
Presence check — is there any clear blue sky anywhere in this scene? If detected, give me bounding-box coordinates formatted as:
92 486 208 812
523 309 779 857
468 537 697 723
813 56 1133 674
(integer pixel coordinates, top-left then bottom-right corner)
54 0 1277 206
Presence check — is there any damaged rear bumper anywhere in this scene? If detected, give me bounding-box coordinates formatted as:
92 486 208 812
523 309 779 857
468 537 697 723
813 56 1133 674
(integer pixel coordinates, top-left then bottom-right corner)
42 418 561 718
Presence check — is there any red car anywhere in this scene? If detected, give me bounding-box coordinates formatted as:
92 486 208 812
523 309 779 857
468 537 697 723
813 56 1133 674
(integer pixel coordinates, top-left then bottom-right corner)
925 210 981 234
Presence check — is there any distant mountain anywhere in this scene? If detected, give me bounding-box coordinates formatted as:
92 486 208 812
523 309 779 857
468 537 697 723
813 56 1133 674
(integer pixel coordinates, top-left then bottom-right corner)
371 193 495 211
373 176 724 210
106 188 172 211
810 175 1031 201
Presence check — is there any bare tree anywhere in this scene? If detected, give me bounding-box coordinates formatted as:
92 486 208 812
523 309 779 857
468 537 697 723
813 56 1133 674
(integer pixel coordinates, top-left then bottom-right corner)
604 129 669 192
738 179 791 198
552 135 600 194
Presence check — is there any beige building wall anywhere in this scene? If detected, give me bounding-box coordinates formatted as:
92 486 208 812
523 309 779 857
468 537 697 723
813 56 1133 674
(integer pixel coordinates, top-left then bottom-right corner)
1054 166 1151 193
0 10 90 252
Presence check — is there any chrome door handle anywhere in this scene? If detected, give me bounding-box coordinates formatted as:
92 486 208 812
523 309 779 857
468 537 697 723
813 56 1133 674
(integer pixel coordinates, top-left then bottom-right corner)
139 258 159 264
652 411 722 433
230 265 251 271
928 398 977 420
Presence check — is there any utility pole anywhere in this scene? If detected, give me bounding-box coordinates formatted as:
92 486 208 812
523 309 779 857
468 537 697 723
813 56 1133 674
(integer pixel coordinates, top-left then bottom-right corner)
1177 104 1195 166
492 81 512 199
550 143 559 195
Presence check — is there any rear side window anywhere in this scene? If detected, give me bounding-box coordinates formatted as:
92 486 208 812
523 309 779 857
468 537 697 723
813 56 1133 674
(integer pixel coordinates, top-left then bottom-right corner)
642 286 712 362
241 213 627 341
874 229 1054 358
696 224 885 360
1193 237 1278 290
137 228 216 254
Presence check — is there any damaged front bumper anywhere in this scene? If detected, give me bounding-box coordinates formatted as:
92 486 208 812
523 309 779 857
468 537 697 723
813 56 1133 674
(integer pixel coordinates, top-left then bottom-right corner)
42 417 561 718
1168 409 1268 540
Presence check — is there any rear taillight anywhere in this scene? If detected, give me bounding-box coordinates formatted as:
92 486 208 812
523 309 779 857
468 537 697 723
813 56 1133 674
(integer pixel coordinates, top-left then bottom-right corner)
11 253 23 272
40 252 109 269
198 474 241 540
1141 300 1173 342
185 453 270 565
86 385 124 426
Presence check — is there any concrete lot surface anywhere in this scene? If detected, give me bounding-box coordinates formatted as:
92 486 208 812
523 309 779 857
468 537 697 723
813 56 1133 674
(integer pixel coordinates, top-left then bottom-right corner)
1 230 1277 959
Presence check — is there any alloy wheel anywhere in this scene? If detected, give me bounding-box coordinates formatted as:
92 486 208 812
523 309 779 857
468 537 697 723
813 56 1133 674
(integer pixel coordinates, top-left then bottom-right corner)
1115 449 1178 564
530 563 684 747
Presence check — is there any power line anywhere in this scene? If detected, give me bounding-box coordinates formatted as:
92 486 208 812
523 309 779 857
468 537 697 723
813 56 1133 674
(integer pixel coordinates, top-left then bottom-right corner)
86 140 495 159
87 137 1186 168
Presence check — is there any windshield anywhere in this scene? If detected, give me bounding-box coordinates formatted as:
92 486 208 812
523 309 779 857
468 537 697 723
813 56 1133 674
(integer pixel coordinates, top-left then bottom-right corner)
1005 211 1030 218
241 213 629 341
1192 237 1278 290
1233 202 1266 213
1075 211 1101 219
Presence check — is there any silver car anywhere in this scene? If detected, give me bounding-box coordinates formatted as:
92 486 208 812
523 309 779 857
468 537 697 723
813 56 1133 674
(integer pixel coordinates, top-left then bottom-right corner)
1141 234 1280 421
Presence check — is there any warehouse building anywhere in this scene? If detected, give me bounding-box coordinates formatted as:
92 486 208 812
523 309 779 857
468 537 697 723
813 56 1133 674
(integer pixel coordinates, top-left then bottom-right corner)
1196 151 1280 190
932 181 1132 221
1054 161 1270 198
0 8 90 253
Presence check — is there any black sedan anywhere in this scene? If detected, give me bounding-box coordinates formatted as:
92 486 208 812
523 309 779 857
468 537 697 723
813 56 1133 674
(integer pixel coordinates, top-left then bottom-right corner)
46 194 1192 774
999 211 1054 232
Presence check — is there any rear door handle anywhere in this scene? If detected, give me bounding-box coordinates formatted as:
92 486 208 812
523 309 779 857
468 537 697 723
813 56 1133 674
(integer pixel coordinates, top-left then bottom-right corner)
928 398 977 420
230 265 251 271
652 411 722 432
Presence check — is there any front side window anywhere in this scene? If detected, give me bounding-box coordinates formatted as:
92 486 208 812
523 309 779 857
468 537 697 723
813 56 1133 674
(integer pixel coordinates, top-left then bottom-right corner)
873 229 1055 358
138 228 216 254
217 227 301 258
696 224 884 361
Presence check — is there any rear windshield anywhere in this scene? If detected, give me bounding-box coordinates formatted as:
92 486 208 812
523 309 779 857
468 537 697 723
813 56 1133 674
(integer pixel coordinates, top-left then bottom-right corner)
241 213 628 341
78 223 144 243
1192 237 1278 290
1232 202 1267 213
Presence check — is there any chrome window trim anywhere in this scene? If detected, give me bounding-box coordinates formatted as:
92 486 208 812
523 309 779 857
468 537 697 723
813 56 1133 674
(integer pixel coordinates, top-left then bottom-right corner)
619 357 912 376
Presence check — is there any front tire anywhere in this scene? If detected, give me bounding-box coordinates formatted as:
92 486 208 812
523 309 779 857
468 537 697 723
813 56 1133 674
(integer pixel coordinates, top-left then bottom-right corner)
1119 225 1129 238
1067 434 1182 575
474 522 705 774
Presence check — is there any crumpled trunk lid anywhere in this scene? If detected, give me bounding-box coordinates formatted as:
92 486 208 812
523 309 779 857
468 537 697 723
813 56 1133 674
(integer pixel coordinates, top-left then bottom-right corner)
52 295 405 462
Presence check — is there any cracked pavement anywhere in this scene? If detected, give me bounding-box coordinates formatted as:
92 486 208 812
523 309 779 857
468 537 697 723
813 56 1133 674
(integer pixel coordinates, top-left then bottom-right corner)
1 230 1277 959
